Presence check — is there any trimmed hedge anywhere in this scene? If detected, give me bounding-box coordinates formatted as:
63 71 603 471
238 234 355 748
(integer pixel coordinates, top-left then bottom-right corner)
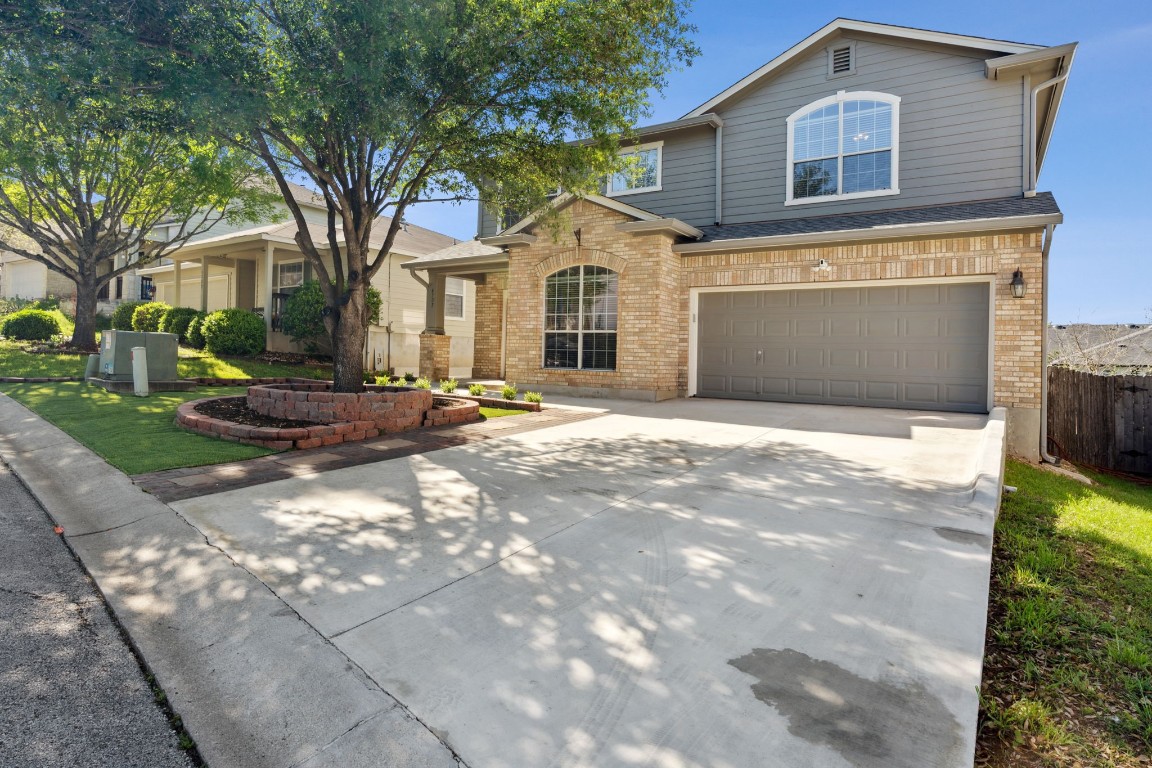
201 308 266 356
110 301 147 330
131 301 171 332
186 313 207 349
0 308 61 341
158 306 201 343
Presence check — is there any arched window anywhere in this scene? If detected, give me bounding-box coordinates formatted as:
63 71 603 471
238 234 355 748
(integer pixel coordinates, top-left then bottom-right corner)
786 91 900 205
543 265 618 370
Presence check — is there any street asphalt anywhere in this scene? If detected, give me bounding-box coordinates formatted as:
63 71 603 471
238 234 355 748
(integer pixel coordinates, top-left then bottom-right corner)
0 460 192 768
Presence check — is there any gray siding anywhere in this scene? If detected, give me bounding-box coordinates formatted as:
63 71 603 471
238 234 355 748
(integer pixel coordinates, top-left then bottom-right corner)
603 126 717 227
716 35 1025 224
479 204 502 239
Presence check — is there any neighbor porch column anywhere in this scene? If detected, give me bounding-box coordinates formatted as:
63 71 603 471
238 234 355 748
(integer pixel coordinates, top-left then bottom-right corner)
263 242 274 339
422 272 447 335
173 259 182 307
199 256 209 312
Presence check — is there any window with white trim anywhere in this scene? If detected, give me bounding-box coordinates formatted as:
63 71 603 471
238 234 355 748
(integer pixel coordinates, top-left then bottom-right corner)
275 261 304 292
543 265 618 370
786 91 900 205
607 141 662 196
445 277 465 320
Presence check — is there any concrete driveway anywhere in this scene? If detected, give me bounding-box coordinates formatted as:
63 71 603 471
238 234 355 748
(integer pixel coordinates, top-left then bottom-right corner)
171 398 1004 768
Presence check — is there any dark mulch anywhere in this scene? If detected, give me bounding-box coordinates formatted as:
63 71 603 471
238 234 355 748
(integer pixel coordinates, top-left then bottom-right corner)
25 342 98 355
251 350 332 366
194 396 317 429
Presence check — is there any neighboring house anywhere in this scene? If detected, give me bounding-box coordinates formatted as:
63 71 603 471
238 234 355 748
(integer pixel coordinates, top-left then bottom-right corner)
135 183 472 377
0 248 146 312
404 18 1075 460
1049 324 1152 375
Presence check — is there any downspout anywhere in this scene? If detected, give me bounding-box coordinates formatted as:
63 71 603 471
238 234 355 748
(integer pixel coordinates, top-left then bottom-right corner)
714 124 723 225
1025 68 1070 197
1039 223 1059 464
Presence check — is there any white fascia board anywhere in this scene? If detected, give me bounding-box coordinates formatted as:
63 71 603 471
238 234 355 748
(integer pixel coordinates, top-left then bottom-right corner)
402 255 510 273
985 42 1078 79
684 18 1042 118
479 233 537 248
615 218 704 239
672 213 1063 254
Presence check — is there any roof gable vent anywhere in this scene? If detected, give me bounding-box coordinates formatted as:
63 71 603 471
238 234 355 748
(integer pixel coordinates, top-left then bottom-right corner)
828 43 855 77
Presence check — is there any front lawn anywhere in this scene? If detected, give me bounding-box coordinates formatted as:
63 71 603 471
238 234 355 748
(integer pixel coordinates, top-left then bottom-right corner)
978 460 1152 766
0 382 272 474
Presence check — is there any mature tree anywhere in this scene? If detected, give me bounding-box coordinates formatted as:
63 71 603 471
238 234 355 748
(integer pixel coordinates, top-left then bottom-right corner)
0 39 273 350
108 0 696 391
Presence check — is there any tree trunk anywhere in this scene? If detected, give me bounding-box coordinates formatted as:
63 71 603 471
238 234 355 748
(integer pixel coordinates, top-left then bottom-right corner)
329 283 367 393
69 277 101 351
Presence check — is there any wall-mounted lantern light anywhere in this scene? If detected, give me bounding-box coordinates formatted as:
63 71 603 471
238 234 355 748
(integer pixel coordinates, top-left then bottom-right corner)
1010 269 1026 298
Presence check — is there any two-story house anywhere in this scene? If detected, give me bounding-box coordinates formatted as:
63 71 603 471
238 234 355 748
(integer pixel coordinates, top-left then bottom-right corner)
405 19 1075 460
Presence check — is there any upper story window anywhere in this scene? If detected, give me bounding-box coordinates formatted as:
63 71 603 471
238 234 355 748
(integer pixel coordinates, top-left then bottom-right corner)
607 141 662 196
445 277 466 320
786 91 900 206
544 265 618 370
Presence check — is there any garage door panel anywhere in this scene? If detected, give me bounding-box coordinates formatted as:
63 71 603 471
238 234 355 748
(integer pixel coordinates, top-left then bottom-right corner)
695 282 989 413
731 319 759 337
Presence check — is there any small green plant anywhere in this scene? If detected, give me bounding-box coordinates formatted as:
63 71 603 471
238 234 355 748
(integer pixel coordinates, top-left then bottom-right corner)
0 308 61 340
413 377 432 389
403 372 416 383
439 378 458 393
110 300 147 330
524 391 543 403
468 383 487 396
131 301 172 332
201 308 266 356
501 383 518 400
374 375 392 386
185 313 208 349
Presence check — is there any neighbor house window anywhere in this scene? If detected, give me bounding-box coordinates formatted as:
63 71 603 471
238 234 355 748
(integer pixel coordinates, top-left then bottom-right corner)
786 91 899 205
544 265 618 370
445 277 465 320
607 141 662 196
275 261 304 292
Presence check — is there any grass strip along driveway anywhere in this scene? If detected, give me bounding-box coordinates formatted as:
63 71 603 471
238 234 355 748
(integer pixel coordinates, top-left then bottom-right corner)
977 460 1152 767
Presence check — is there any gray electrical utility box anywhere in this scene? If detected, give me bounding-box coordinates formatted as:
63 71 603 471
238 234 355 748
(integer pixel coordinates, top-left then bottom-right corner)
99 331 179 382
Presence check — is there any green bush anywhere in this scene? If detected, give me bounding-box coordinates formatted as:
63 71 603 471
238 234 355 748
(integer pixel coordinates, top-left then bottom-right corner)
501 383 518 401
524 391 543 404
0 297 37 316
0 308 62 341
131 301 171 332
94 313 113 332
280 280 382 346
158 307 201 343
412 377 432 390
439 378 458 394
185 313 207 349
110 300 147 330
468 383 487 396
201 308 266 356
32 295 61 311
403 372 416 383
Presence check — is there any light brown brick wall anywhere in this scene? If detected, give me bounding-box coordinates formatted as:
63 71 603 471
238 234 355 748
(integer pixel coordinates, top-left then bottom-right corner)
495 198 1044 409
418 333 452 382
473 271 507 379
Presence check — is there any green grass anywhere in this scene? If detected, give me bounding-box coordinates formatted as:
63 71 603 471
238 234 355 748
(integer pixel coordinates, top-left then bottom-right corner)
978 460 1152 767
0 382 273 474
0 339 333 380
479 406 527 419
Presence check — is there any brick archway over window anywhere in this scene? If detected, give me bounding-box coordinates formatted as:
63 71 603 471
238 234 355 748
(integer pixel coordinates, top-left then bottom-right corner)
531 248 628 279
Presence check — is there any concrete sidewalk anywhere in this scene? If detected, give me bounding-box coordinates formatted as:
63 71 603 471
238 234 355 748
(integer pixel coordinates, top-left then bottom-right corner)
0 393 461 768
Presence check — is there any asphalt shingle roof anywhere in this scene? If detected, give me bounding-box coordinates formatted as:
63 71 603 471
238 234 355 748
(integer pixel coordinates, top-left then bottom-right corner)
696 193 1061 242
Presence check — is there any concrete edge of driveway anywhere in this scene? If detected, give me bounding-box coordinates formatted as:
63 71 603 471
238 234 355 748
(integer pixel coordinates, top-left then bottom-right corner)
971 407 1007 528
0 393 462 768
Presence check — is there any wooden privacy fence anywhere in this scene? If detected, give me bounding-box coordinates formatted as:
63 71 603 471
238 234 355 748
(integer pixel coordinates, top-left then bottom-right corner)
1047 366 1150 475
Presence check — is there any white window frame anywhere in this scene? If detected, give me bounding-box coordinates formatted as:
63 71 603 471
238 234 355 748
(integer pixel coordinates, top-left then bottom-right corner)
274 260 304 292
606 140 663 197
445 277 466 320
785 90 900 206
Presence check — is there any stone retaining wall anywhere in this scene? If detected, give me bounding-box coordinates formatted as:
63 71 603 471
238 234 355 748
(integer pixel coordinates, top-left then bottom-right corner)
247 382 432 432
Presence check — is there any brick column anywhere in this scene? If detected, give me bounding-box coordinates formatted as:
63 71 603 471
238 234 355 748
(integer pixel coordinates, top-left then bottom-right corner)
473 271 507 379
419 333 452 381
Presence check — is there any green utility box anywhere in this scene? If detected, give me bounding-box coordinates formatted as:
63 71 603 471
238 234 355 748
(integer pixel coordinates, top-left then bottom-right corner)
99 331 179 382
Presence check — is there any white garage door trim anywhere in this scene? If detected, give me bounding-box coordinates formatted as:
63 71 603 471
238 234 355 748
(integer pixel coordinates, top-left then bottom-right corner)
688 275 995 412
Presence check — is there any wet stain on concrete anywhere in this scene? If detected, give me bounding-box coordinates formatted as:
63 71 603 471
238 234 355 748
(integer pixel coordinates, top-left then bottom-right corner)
933 526 991 548
728 648 963 768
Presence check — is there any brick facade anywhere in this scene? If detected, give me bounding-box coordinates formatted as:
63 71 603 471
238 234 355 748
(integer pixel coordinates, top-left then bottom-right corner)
473 271 507 379
419 333 452 382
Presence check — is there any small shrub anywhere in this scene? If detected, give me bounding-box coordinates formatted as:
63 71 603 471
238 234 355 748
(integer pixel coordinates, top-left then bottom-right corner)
0 297 36 316
524 391 543 404
201 308 266 356
185 313 208 349
131 301 171 332
94 313 113 332
280 280 382 348
439 378 458 394
111 300 147 330
412 377 432 390
403 372 416 383
158 307 201 343
32 295 61 311
501 383 518 401
0 308 61 341
468 383 487 396
374 376 391 386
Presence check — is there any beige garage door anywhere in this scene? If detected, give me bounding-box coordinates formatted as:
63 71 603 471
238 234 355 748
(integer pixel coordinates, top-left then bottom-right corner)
696 282 990 413
157 275 230 312
4 261 46 299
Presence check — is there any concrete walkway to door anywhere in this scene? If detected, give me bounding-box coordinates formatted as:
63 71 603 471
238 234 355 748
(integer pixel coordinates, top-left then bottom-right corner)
0 392 1004 767
171 397 1004 768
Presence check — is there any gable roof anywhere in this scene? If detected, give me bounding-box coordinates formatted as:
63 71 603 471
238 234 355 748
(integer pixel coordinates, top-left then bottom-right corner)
502 192 663 235
684 18 1045 118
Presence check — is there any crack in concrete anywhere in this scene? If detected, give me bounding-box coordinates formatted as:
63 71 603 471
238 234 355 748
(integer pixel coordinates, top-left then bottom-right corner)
66 511 169 538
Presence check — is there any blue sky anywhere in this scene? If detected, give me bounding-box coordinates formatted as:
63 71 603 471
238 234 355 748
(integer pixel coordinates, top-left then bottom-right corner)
403 1 1152 324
